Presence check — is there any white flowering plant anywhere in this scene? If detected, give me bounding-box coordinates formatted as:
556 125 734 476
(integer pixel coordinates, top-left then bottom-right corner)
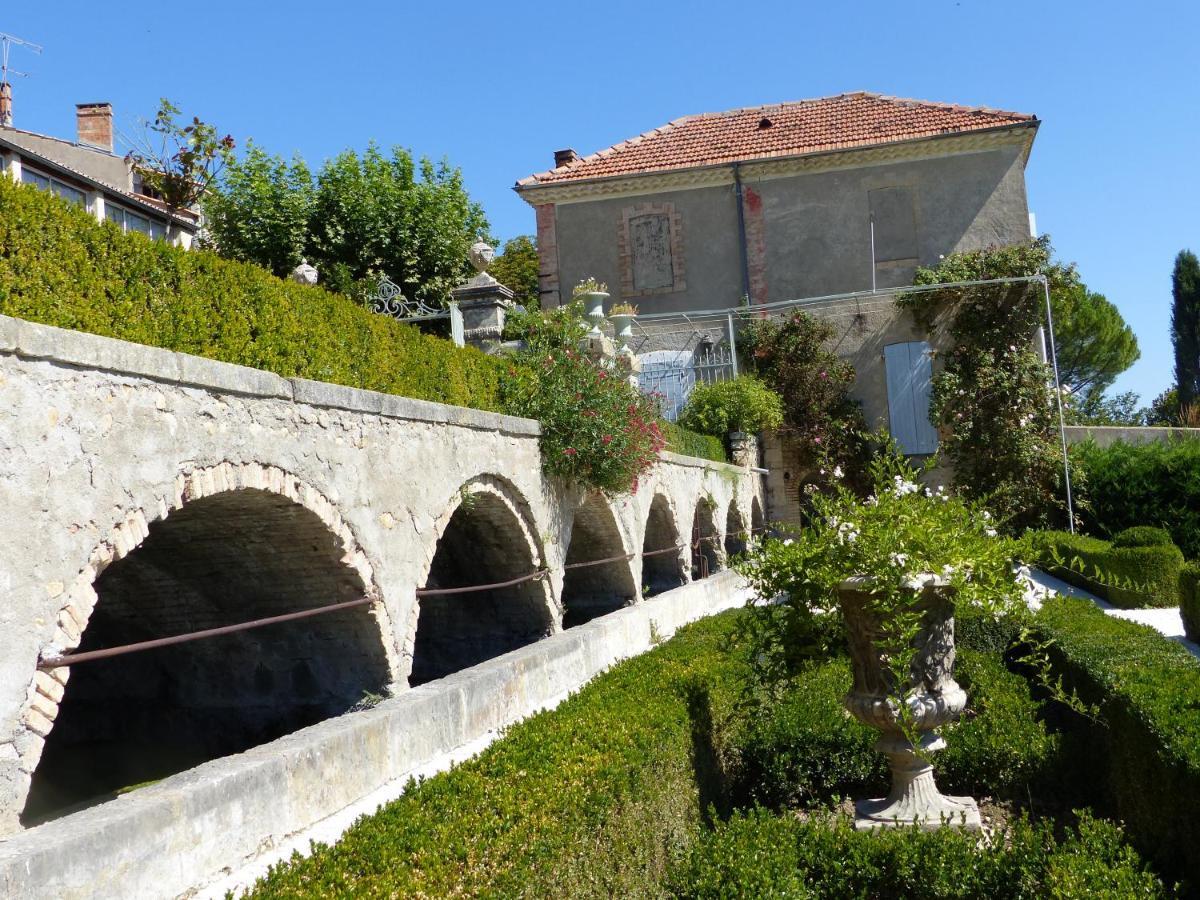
737 452 1024 713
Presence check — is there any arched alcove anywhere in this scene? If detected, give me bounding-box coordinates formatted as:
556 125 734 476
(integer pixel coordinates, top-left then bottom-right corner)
641 494 686 597
691 499 721 579
22 488 390 827
561 494 637 628
725 503 748 559
751 496 765 538
410 490 553 685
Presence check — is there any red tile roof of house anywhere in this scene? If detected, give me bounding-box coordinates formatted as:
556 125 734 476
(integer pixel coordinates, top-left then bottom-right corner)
518 92 1036 187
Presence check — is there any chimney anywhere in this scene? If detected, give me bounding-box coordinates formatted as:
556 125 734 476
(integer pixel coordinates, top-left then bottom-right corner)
76 102 113 152
0 82 12 127
553 148 578 168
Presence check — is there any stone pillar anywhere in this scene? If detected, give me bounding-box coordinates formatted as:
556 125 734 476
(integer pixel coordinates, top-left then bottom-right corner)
453 242 515 348
729 432 759 469
614 346 641 390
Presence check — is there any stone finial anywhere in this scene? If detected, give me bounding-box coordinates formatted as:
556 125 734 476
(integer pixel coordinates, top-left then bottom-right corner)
469 241 495 275
290 259 319 286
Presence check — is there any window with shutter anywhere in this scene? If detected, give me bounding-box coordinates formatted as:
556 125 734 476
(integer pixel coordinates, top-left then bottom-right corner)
884 341 938 455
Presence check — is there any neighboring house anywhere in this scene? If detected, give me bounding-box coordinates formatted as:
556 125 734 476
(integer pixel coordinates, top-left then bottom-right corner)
0 91 198 246
515 91 1041 517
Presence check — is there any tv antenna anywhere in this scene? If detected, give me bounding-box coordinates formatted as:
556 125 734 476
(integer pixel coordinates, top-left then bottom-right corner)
0 31 43 85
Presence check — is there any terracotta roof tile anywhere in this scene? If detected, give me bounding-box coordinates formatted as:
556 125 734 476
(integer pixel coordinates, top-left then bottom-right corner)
519 92 1035 186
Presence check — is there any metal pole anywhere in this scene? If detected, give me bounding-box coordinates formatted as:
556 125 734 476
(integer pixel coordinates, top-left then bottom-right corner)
1042 275 1075 533
727 312 739 377
869 215 877 293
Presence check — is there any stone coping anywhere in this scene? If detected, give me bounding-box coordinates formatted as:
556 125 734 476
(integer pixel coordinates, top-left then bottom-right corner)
659 449 748 477
0 571 751 900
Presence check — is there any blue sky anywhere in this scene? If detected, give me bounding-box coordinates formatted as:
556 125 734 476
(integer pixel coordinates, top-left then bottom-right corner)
3 0 1196 403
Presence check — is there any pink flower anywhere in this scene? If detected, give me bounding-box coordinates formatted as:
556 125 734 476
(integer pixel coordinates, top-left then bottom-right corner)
564 447 578 456
602 434 613 444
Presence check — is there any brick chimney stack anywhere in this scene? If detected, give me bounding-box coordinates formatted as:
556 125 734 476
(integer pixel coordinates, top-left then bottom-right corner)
0 82 12 128
553 148 579 168
76 102 113 152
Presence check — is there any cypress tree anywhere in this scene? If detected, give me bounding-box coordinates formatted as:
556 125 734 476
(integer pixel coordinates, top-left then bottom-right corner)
1172 250 1200 408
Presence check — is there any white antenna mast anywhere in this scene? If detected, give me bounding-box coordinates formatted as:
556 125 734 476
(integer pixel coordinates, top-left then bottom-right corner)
0 31 43 127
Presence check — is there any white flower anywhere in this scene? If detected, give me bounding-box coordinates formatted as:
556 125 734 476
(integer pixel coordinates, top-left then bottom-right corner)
982 510 992 521
833 466 844 479
782 538 794 547
891 553 909 566
942 563 956 576
865 495 878 506
985 527 998 538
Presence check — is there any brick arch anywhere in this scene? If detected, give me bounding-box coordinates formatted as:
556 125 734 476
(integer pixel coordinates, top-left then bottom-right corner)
405 474 556 686
640 490 688 597
13 462 399 828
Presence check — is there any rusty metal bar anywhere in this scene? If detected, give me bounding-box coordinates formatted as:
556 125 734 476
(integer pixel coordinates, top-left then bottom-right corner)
415 569 549 597
563 551 637 570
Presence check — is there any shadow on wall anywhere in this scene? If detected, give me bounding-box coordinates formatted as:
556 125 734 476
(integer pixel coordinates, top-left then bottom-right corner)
641 494 687 597
22 489 390 827
561 493 637 629
410 491 553 686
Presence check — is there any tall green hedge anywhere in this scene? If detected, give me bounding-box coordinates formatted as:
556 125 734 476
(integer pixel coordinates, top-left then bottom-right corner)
661 421 728 464
0 176 506 410
1029 529 1183 608
1181 561 1200 641
1074 438 1200 558
1037 595 1200 888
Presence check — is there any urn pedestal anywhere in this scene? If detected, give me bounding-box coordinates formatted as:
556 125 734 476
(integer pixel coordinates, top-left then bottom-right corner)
838 575 981 831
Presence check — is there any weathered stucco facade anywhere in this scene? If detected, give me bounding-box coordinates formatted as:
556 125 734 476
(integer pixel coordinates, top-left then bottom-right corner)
0 314 762 855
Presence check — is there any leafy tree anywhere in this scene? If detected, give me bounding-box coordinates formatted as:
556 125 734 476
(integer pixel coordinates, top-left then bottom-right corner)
1147 388 1180 426
125 98 235 241
1051 282 1139 401
1066 390 1147 426
204 142 488 305
202 143 312 276
1172 250 1200 409
490 235 539 306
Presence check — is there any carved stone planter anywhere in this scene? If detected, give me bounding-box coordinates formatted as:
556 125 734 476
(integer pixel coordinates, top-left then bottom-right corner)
581 291 608 336
838 575 981 831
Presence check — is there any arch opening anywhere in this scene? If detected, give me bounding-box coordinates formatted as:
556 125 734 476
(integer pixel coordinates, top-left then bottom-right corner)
410 492 553 686
641 495 686 597
691 499 721 579
561 494 637 628
725 504 748 559
22 489 390 827
751 496 765 538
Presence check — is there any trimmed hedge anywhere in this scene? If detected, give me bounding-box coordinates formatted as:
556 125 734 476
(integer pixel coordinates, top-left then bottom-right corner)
673 807 1165 898
1111 525 1176 548
1074 437 1200 558
1181 561 1200 641
661 421 728 464
1030 530 1183 608
1037 595 1200 888
0 176 508 410
247 612 751 897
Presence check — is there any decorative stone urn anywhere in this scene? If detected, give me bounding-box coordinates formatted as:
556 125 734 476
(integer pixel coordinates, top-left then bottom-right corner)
290 258 319 286
838 575 981 831
610 312 635 352
581 291 608 336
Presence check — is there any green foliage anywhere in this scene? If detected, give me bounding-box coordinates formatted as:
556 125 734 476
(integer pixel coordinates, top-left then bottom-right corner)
736 454 1023 722
673 807 1164 898
660 421 728 463
899 238 1072 531
247 612 750 898
0 176 506 410
678 376 784 436
125 98 235 231
1066 389 1149 426
1111 526 1175 548
1072 437 1200 558
1052 281 1140 401
740 309 869 487
1180 561 1200 641
1030 529 1183 608
500 302 666 492
1172 249 1200 409
205 142 488 304
489 234 539 306
1036 594 1200 887
1147 387 1181 426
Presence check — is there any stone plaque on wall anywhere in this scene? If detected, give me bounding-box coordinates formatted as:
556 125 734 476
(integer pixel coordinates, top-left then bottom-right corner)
630 214 674 291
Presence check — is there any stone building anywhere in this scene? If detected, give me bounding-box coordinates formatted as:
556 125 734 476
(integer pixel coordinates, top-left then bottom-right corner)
0 89 199 246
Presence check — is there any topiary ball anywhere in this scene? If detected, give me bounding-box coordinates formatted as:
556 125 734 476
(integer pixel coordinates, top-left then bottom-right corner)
1111 526 1176 549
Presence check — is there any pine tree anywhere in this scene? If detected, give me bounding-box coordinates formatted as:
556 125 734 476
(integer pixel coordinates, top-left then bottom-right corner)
1172 250 1200 408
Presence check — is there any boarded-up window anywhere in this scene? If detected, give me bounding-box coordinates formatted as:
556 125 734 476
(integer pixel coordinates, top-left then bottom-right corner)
869 186 918 263
630 214 674 291
884 341 938 455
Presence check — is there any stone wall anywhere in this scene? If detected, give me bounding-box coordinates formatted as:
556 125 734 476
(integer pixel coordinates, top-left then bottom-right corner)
0 313 762 837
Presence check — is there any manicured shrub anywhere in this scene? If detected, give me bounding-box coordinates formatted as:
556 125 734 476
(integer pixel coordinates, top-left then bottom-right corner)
1036 595 1200 888
1074 437 1200 558
673 807 1165 898
678 375 784 437
1111 525 1175 548
0 176 506 411
661 421 728 464
1031 529 1183 608
1180 561 1200 641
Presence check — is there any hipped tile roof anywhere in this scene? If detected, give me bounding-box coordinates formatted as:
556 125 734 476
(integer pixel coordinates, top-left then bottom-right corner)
519 92 1035 187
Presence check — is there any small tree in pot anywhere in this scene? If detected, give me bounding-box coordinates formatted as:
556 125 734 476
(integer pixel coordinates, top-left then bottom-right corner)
738 454 1022 830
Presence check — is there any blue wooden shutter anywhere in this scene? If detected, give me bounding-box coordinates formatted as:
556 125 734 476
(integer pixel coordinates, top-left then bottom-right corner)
884 341 939 455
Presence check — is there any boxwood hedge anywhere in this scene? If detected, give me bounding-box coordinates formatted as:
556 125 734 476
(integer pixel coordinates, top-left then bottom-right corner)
1181 561 1200 641
1029 530 1183 608
1037 595 1200 888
